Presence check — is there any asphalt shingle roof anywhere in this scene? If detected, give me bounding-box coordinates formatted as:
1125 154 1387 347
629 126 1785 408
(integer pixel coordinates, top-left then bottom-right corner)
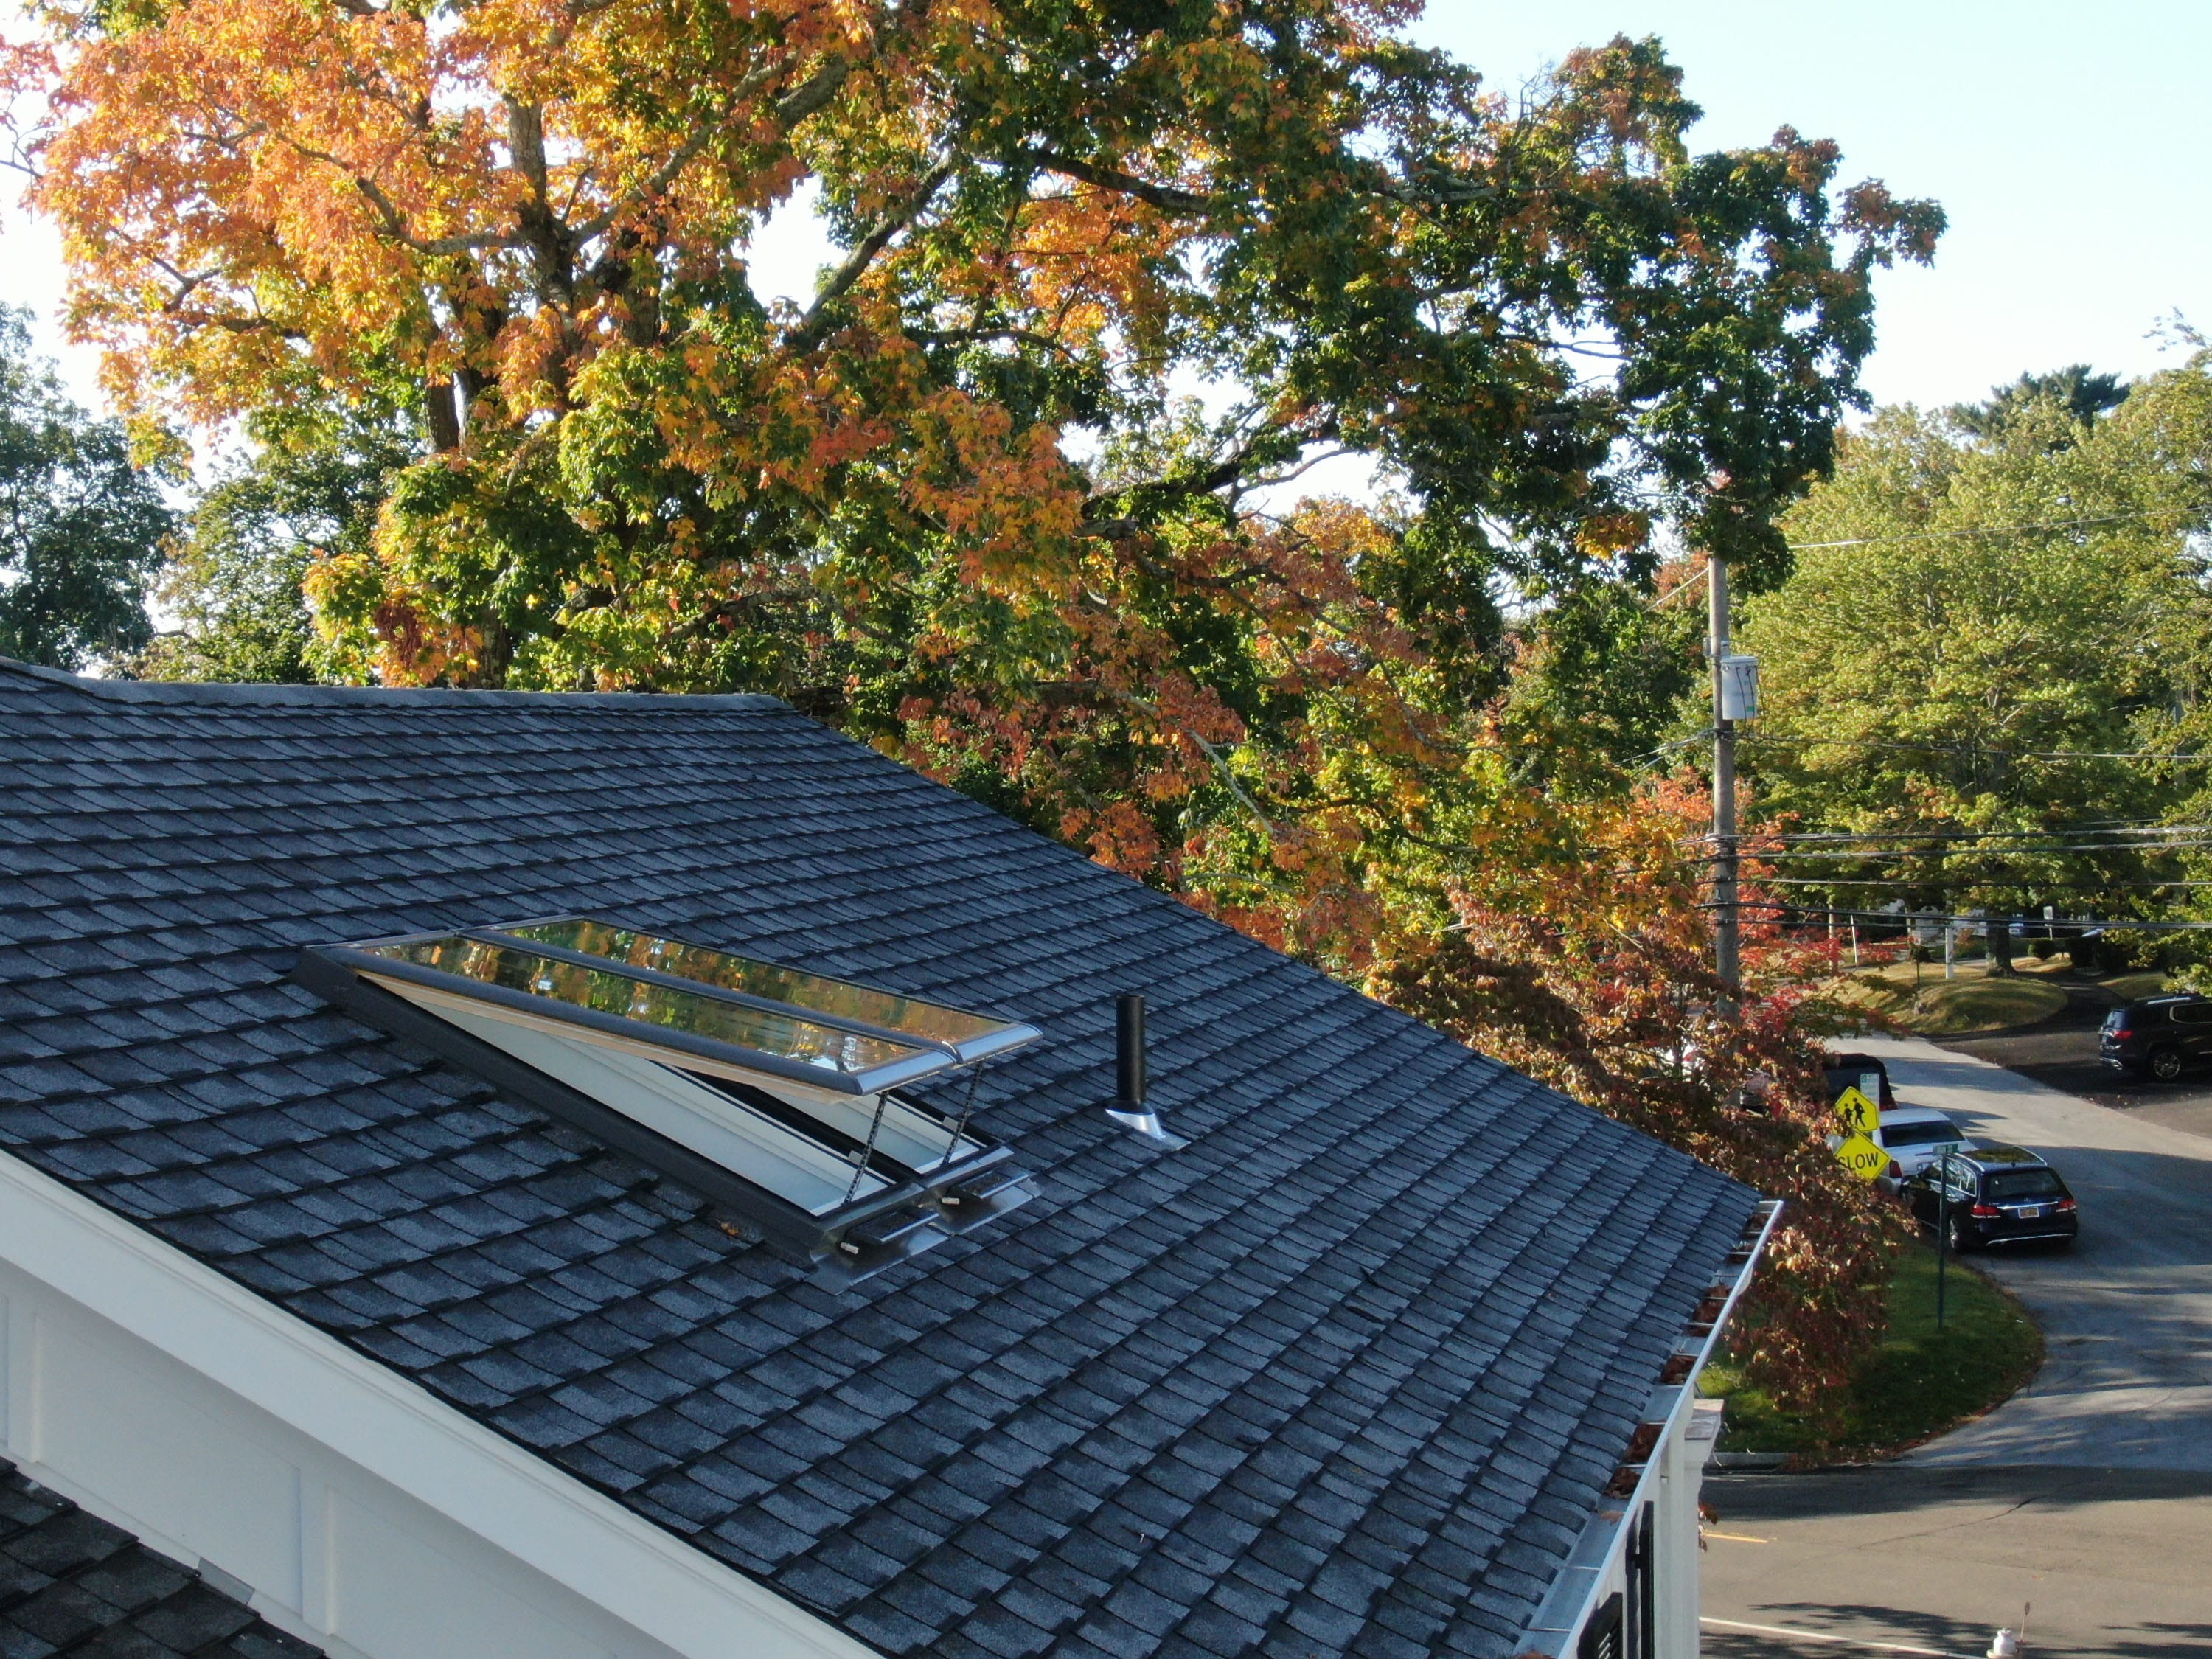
0 1455 324 1658
0 661 1759 1659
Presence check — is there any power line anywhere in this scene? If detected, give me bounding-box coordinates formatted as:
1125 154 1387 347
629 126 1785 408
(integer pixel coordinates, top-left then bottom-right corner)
1731 822 2199 844
1784 512 2161 551
1736 900 2212 933
1751 841 2212 862
1647 513 2172 612
1741 734 2212 763
1682 823 2212 847
1745 874 2212 891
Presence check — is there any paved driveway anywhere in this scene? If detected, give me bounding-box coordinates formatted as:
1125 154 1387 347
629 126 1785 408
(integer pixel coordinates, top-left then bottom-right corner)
1702 1467 2212 1659
1702 1037 2212 1659
1841 1035 2212 1470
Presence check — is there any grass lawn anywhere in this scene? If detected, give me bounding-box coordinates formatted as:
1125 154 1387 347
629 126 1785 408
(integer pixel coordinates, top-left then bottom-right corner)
1701 1241 2044 1461
1832 959 2066 1036
2102 968 2174 1001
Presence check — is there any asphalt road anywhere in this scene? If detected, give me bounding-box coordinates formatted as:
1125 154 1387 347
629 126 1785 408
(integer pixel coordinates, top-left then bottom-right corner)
1702 1467 2212 1659
1701 1034 2212 1658
1849 1034 2212 1470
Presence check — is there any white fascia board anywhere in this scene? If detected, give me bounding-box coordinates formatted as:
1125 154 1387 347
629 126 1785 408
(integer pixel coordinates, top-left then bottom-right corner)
0 1146 877 1659
1517 1199 1784 1655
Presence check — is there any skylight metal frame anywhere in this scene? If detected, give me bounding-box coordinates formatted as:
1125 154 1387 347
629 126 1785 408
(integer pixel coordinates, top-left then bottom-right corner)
293 917 1040 1284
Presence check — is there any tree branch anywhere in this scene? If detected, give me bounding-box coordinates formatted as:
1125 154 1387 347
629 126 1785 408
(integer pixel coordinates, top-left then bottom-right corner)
566 55 849 253
1081 413 1334 519
787 159 956 349
773 57 849 128
910 324 1081 361
1099 686 1280 835
1029 150 1214 215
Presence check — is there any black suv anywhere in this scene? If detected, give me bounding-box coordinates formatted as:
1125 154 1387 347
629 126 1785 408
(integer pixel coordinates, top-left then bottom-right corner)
1902 1144 2078 1251
2099 995 2212 1082
1823 1052 1896 1110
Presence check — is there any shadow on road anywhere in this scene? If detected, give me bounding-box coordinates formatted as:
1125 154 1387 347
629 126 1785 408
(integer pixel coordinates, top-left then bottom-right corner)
1707 1613 2212 1659
1709 1467 2212 1523
1704 1468 2212 1658
1708 1612 2212 1659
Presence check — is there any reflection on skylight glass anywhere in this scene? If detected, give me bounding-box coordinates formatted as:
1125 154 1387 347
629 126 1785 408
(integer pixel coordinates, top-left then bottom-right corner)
504 918 1010 1048
364 934 926 1076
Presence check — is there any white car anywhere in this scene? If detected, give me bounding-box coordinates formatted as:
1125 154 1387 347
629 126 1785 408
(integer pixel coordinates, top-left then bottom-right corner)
1877 1106 1972 1183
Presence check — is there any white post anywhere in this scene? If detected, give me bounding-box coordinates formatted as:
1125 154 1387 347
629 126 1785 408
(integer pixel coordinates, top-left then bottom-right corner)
1944 920 1957 981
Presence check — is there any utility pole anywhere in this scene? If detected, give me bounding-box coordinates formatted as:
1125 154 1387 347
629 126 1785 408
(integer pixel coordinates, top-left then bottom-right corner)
1709 554 1740 1016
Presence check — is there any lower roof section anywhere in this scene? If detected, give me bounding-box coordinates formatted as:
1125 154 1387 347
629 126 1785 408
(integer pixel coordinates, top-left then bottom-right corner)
0 662 1762 1659
0 1455 322 1659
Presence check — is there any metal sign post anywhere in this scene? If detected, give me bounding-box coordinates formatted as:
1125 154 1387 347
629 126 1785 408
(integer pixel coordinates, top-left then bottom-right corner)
1935 1148 1951 1332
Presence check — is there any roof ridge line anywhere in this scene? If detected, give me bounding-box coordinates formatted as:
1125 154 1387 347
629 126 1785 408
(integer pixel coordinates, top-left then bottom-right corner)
0 657 793 713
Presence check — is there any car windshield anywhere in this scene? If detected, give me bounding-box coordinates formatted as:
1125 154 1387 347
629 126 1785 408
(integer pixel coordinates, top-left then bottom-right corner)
1987 1169 2065 1201
1883 1121 1961 1147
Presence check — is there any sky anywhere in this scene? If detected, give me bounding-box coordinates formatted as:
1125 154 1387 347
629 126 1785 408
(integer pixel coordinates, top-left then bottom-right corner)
1408 0 2212 411
3 0 2207 424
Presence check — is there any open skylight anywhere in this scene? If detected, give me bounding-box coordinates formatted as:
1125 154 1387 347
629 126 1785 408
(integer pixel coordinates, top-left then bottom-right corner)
296 917 1040 1281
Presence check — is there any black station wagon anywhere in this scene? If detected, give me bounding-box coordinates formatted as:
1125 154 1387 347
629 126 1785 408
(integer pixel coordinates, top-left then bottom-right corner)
1902 1144 2079 1251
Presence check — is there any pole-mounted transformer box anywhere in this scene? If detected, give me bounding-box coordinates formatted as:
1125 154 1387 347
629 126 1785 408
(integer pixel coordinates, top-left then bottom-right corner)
1719 653 1760 722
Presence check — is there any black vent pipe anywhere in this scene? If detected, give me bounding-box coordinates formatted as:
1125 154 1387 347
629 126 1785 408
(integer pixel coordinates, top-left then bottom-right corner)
1116 993 1147 1109
1105 992 1185 1149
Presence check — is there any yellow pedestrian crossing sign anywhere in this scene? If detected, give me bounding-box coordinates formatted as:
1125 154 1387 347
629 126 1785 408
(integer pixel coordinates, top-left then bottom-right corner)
1833 1085 1879 1139
1834 1132 1888 1183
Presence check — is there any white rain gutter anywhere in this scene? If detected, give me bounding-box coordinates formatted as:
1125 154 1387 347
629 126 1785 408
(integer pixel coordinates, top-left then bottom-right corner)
1517 1198 1785 1658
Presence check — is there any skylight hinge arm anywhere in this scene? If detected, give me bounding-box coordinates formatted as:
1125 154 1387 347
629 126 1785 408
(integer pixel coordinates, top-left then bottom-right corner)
844 1093 892 1206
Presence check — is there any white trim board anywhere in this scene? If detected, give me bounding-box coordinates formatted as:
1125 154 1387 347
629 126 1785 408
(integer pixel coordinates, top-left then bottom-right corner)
0 1144 875 1659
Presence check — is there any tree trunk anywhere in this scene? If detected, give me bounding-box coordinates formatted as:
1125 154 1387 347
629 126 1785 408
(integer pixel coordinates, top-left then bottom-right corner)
425 380 462 453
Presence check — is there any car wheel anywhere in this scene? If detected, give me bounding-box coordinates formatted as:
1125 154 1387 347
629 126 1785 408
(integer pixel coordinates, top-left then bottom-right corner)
2149 1046 2185 1082
1946 1215 1975 1255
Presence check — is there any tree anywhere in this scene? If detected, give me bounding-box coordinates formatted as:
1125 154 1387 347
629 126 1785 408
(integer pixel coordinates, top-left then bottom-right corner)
1952 364 2129 441
8 9 1938 936
0 306 173 669
1736 364 2212 928
1371 772 1907 1427
137 400 420 684
1498 578 1705 787
9 7 1936 647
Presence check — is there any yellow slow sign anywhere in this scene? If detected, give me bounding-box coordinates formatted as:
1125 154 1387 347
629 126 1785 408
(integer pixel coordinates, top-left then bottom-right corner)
1834 1132 1888 1183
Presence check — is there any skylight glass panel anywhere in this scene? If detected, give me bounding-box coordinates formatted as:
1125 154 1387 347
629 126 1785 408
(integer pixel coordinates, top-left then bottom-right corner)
498 917 1032 1061
418 995 894 1215
359 932 931 1082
